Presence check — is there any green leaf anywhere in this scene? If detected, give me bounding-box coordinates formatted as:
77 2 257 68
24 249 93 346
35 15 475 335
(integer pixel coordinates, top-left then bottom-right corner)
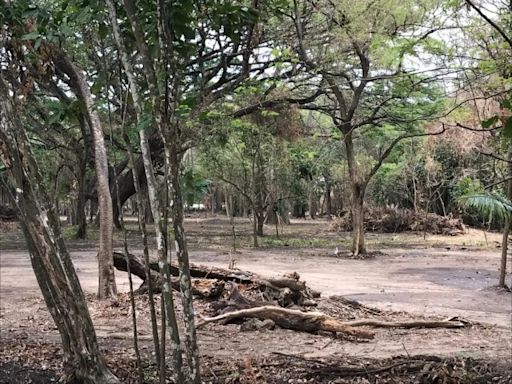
91 81 102 94
34 37 42 50
137 113 153 132
501 99 512 111
503 117 512 138
21 31 40 40
460 193 512 224
481 116 499 129
98 24 109 40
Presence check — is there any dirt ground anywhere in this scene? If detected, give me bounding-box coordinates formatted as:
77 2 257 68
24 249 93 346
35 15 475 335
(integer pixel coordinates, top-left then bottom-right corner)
1 216 511 383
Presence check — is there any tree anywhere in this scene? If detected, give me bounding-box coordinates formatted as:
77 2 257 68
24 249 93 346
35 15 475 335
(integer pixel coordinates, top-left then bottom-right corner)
0 77 119 384
104 0 278 380
461 185 512 289
454 0 512 289
53 52 117 299
276 0 448 255
200 116 274 245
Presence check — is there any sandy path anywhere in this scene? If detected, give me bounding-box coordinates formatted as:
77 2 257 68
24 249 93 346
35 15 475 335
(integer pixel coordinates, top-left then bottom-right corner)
1 245 510 328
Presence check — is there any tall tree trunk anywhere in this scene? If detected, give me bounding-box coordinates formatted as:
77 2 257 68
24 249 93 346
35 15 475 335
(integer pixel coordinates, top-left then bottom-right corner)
105 2 185 380
75 155 88 239
344 131 366 256
224 188 231 218
252 205 259 247
266 204 278 225
54 53 116 299
256 211 265 236
0 83 119 383
169 138 202 384
122 128 161 371
351 184 366 256
499 152 512 288
325 179 332 220
242 194 248 217
309 188 317 220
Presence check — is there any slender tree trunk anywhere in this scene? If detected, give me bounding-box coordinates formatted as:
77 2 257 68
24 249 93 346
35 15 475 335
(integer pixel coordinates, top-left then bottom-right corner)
252 206 259 247
54 53 116 299
344 131 367 256
105 3 185 380
309 188 317 220
242 195 248 217
266 204 278 225
351 186 366 256
122 130 161 370
325 180 332 220
256 211 265 236
75 155 88 239
169 139 202 384
499 153 512 288
0 84 119 384
144 189 155 224
224 189 231 218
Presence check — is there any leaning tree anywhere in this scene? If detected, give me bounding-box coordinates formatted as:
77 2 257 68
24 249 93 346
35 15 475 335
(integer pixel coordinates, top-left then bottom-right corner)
0 75 119 383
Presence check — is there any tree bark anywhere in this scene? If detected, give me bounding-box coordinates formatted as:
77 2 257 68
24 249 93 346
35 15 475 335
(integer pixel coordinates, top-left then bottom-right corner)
325 178 332 220
121 119 161 369
0 80 119 383
256 211 265 236
344 131 366 256
499 152 512 288
351 185 366 256
54 52 116 299
309 187 317 219
105 1 185 380
75 154 88 239
197 306 375 339
169 140 202 383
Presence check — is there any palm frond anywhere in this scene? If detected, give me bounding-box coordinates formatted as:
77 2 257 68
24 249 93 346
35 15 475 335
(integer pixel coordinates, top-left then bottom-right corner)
459 193 512 223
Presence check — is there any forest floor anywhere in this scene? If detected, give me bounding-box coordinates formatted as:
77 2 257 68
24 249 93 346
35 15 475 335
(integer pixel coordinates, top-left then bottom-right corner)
0 215 511 383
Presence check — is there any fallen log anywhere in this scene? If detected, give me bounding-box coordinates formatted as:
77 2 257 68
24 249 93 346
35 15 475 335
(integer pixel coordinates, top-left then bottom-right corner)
197 306 375 339
114 251 318 306
150 260 256 284
343 317 469 329
198 305 468 335
113 252 225 298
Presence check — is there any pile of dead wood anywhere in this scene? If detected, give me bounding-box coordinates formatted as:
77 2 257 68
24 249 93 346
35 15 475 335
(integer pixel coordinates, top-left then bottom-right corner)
114 252 470 340
113 252 320 304
331 207 465 235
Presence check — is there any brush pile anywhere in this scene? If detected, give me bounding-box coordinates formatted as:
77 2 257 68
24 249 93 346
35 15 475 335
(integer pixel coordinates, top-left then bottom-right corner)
330 206 465 235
